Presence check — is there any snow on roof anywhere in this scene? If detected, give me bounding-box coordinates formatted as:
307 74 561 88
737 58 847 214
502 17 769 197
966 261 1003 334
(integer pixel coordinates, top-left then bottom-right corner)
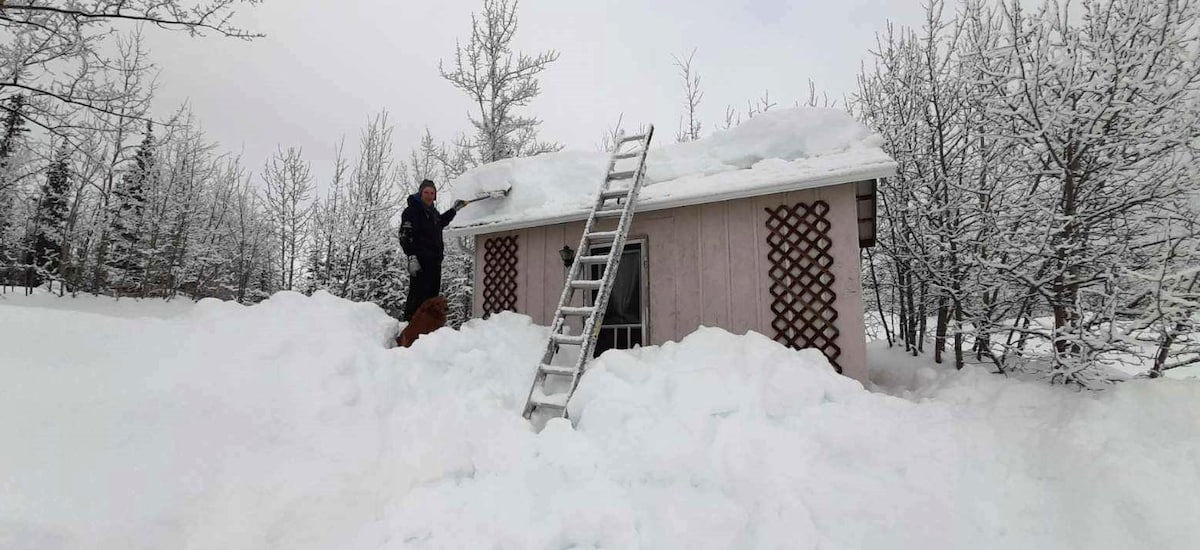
446 108 897 236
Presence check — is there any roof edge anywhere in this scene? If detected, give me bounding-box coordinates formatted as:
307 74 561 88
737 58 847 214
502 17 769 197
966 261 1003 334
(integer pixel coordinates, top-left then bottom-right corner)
446 162 897 238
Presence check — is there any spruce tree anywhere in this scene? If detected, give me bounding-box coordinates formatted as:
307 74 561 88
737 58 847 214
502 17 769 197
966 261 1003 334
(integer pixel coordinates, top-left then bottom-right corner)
108 122 155 293
26 143 71 288
0 95 29 279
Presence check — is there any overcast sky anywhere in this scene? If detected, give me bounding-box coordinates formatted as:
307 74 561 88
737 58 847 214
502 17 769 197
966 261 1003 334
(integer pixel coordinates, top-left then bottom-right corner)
144 0 926 188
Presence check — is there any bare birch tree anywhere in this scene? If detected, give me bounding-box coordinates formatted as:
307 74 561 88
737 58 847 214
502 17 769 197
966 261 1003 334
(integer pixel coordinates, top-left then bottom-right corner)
261 146 314 291
854 0 1200 384
439 0 561 163
673 49 703 142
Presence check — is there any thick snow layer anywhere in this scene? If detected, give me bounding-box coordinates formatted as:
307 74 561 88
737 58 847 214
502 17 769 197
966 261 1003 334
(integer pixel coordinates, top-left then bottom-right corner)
0 288 195 319
2 293 1199 549
447 108 896 234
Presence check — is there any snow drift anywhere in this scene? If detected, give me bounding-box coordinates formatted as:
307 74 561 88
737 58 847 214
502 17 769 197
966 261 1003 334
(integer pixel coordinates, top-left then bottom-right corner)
1 291 1198 549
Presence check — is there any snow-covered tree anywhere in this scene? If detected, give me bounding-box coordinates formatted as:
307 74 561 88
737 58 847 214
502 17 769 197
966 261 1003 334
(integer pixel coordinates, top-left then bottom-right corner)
25 142 72 290
428 0 564 326
853 0 1200 385
0 1 259 145
227 176 271 303
1127 205 1200 377
337 112 405 309
304 141 349 295
262 146 315 291
0 95 32 281
440 0 561 163
406 129 442 192
975 0 1200 383
46 28 159 296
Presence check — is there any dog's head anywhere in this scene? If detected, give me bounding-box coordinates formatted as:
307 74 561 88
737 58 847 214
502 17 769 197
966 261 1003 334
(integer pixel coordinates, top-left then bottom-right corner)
420 296 449 322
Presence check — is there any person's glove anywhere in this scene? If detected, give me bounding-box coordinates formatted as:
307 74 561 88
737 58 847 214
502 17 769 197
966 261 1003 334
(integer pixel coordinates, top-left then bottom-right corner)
407 256 421 275
452 199 467 211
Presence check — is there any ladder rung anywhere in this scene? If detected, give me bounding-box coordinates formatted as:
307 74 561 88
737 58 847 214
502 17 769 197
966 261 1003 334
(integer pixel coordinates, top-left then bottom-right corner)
620 133 648 144
613 151 641 160
559 306 596 317
531 388 569 408
594 209 624 218
599 189 628 201
569 280 603 290
531 398 567 410
550 333 585 345
586 230 619 242
608 170 636 181
577 254 610 264
539 364 577 377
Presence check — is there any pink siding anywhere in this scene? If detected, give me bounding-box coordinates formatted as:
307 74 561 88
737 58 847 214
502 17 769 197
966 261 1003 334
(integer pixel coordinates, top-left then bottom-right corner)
640 216 675 345
673 206 701 336
514 231 529 315
544 224 566 322
726 198 760 335
525 227 545 321
817 184 869 383
472 236 486 319
472 182 871 383
700 202 730 328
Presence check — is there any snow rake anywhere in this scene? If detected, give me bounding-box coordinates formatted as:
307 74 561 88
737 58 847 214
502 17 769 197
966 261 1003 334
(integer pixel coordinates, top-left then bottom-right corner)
522 125 655 423
462 185 511 206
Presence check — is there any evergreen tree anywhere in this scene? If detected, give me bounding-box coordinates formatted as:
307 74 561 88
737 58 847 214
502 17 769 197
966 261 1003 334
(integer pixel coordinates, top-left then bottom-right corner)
0 95 29 176
25 143 72 287
0 95 30 282
107 122 156 293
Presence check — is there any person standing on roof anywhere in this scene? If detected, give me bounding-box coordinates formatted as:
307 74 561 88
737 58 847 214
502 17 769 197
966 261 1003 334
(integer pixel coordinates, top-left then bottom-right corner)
399 179 467 322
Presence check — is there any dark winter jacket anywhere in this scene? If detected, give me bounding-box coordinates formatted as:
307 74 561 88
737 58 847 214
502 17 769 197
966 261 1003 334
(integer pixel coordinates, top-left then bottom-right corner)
399 193 458 261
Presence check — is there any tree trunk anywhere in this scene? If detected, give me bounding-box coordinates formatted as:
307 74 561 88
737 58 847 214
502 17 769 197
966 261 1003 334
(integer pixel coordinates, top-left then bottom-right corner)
953 297 965 370
934 295 949 364
866 247 893 347
916 278 928 354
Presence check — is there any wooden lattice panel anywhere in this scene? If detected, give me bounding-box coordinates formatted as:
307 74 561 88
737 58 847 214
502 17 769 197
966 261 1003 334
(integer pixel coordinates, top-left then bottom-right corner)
764 201 842 373
482 236 519 316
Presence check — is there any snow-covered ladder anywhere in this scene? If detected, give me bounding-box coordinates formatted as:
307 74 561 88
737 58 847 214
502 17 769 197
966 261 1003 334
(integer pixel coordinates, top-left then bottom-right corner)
522 125 655 420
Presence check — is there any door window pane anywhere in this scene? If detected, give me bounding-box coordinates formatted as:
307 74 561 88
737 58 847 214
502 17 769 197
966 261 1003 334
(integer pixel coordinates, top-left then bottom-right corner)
588 242 644 358
588 244 642 325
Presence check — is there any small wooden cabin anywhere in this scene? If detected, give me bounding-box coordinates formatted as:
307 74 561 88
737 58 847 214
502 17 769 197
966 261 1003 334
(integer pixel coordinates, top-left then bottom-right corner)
446 108 896 383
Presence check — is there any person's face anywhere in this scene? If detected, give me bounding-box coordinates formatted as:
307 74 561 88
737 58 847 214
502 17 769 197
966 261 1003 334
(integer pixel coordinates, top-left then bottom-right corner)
421 186 436 207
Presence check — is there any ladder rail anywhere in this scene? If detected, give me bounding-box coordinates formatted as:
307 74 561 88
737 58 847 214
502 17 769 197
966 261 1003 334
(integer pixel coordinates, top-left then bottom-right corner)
543 139 626 349
573 135 652 374
543 133 643 351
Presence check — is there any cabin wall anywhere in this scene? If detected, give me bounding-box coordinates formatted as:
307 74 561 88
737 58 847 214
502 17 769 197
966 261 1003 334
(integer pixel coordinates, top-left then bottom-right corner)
471 182 870 383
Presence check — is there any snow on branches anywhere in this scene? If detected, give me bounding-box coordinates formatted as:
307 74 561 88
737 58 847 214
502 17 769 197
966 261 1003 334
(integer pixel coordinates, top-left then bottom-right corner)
853 0 1200 384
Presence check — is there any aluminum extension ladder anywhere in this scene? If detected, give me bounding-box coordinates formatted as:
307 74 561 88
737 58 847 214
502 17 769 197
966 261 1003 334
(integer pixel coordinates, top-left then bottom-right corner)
521 125 655 420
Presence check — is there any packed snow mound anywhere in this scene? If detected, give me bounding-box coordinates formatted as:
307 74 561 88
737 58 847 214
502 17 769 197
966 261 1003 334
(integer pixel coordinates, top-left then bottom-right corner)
2 292 1199 549
447 108 895 233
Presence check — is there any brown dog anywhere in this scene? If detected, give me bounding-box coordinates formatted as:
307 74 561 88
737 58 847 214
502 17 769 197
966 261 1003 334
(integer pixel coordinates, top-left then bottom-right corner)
396 296 449 348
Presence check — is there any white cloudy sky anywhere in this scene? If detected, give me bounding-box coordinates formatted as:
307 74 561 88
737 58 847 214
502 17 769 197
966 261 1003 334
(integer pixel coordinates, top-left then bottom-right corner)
145 0 926 187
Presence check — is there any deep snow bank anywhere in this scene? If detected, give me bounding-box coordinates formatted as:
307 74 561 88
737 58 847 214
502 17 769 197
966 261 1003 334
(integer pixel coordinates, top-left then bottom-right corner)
1 292 1198 549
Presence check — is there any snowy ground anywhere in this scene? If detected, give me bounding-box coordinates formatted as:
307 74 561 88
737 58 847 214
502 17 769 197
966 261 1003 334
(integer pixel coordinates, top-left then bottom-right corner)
1 291 1198 549
862 311 1200 381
